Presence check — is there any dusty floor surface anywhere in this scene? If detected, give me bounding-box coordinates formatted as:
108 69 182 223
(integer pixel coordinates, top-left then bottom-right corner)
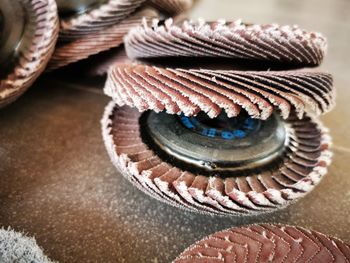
1 0 350 262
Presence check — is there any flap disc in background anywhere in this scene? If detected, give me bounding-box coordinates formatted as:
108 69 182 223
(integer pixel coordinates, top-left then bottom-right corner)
0 0 59 108
102 18 335 216
48 0 194 72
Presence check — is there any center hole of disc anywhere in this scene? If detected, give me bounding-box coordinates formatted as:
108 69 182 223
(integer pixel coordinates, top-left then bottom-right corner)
0 0 25 74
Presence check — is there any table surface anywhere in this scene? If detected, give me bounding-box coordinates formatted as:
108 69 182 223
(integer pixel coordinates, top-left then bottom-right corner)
1 0 350 262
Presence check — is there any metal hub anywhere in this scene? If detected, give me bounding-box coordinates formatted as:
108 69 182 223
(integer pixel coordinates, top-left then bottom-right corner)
0 0 25 73
56 0 107 17
140 111 287 176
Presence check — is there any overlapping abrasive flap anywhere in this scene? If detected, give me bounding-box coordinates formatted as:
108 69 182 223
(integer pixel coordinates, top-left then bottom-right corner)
105 64 334 120
102 102 332 216
0 0 59 108
47 8 158 71
149 0 193 15
174 224 350 262
125 18 327 66
59 0 146 40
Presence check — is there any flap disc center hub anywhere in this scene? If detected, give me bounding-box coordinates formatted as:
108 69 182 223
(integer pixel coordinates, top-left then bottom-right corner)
0 0 25 71
140 111 287 175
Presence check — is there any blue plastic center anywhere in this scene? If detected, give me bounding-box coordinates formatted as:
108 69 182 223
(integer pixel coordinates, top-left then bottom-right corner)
179 113 260 141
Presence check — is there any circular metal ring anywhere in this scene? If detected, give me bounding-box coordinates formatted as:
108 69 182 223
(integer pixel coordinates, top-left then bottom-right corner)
0 0 59 108
141 111 286 174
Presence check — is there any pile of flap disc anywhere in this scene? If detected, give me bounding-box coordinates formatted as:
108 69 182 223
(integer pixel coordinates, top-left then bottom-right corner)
102 18 335 216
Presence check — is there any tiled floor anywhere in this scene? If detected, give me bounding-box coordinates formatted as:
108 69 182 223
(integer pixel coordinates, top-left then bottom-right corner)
1 0 350 262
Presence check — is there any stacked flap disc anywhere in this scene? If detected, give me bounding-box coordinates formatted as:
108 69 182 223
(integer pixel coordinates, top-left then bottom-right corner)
174 224 350 262
48 0 193 71
102 18 335 216
0 0 59 107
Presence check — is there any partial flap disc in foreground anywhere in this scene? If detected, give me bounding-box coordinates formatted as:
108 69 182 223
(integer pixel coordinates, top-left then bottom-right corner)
174 224 350 262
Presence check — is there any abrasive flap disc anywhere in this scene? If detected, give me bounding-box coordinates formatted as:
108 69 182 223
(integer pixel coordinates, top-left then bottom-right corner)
48 0 193 71
174 224 350 262
102 18 335 216
0 0 59 108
